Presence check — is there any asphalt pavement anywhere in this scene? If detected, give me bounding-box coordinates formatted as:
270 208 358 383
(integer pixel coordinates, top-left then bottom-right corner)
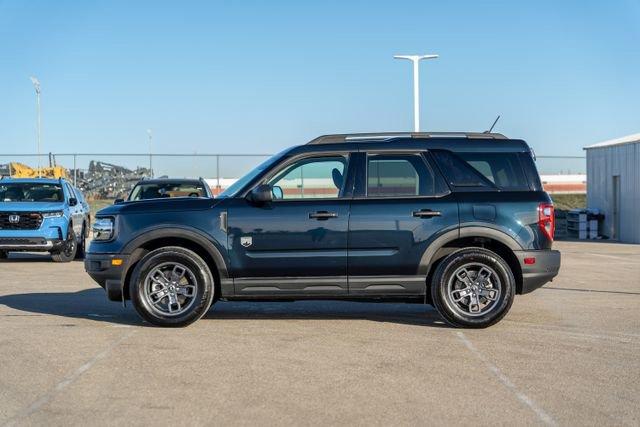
0 241 639 426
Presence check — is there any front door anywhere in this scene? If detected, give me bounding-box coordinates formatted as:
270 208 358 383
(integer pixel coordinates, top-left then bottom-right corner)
347 151 458 295
226 153 353 296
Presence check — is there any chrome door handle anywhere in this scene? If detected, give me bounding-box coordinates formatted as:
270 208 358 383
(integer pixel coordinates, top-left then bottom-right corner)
412 209 442 218
309 211 338 220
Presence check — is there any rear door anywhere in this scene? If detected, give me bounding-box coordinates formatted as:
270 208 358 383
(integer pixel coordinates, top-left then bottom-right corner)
347 151 458 295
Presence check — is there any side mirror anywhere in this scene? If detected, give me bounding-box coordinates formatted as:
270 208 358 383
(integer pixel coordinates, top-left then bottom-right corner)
68 197 78 207
272 185 283 200
114 198 124 204
249 184 273 204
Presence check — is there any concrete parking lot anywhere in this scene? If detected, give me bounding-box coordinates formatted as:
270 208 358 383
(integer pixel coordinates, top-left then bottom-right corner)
0 241 639 426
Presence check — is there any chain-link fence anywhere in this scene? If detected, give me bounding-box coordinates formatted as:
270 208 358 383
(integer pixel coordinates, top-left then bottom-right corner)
0 152 585 204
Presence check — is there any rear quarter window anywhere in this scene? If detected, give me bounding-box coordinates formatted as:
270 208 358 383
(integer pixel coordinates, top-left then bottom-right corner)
432 150 532 191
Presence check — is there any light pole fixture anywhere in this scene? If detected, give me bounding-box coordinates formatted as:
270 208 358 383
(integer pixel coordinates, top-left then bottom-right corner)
30 76 42 177
393 54 438 132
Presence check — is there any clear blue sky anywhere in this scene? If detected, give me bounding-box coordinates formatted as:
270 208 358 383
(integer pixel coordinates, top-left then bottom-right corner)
1 0 639 158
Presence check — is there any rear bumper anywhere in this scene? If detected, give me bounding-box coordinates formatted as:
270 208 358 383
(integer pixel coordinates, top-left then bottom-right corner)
84 253 130 301
515 250 561 294
0 237 62 251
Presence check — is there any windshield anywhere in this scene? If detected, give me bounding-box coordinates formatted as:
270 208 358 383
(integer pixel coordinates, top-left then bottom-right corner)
0 183 64 202
217 150 290 198
129 181 207 201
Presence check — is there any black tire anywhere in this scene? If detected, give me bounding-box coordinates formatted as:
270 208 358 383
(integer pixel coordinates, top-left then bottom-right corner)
0 250 7 260
130 246 215 327
431 248 515 328
51 227 78 263
75 223 86 260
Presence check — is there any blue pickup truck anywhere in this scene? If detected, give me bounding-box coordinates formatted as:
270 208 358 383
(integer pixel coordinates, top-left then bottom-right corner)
0 178 90 262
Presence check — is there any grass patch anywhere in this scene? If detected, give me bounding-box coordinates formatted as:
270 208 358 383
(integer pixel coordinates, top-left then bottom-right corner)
551 193 586 211
88 199 115 214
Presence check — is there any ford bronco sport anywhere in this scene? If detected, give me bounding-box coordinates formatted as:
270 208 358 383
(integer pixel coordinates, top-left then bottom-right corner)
85 132 561 328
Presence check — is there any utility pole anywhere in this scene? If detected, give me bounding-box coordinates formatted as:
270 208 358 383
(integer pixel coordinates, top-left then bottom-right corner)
147 129 153 177
30 76 42 177
393 54 438 132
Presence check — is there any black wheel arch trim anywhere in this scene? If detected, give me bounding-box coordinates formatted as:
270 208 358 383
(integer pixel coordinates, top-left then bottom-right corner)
418 226 523 276
121 225 229 281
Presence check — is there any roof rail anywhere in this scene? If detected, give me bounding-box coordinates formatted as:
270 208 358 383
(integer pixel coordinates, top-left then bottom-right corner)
307 132 508 145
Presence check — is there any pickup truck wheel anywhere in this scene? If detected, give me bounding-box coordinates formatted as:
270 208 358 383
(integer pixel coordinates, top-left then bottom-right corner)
130 246 214 327
431 248 515 328
0 250 7 259
51 227 78 263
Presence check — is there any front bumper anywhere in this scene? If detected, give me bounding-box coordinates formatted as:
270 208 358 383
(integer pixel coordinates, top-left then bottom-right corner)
0 237 62 251
0 216 68 252
84 253 130 301
515 249 561 294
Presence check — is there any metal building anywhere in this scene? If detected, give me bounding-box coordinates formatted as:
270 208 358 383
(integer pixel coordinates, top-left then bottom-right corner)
584 133 640 243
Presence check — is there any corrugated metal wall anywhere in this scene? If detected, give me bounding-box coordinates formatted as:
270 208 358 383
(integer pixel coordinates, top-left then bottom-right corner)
586 141 640 243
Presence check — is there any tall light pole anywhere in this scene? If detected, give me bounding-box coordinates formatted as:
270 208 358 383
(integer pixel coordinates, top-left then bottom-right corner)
30 76 42 177
147 129 153 177
393 54 438 132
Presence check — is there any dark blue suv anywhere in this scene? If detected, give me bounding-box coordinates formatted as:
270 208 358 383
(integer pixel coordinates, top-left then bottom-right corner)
85 132 561 328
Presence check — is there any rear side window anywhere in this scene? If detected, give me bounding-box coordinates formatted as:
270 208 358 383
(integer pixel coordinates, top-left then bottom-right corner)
366 154 447 197
433 150 530 191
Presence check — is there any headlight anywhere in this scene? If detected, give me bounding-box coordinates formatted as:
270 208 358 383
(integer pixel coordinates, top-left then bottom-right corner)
42 211 64 218
92 217 114 241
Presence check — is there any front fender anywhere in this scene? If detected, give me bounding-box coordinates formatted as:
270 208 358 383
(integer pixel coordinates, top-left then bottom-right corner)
121 225 229 280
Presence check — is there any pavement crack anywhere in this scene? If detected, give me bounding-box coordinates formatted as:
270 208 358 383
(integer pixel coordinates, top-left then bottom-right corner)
455 331 557 426
2 329 136 427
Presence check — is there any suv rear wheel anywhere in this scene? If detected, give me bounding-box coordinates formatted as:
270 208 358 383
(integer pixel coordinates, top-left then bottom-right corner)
431 248 515 328
130 246 215 327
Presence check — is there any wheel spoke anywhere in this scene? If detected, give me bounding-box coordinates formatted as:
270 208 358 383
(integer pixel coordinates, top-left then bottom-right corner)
479 287 499 301
170 265 186 283
451 288 470 302
468 293 481 313
176 284 196 297
455 268 473 286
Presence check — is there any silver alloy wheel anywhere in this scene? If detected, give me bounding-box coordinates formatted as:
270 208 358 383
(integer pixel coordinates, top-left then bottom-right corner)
446 262 502 317
142 262 198 317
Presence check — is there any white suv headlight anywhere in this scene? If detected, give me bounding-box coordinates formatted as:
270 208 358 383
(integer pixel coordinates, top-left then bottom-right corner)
42 211 64 218
93 217 115 241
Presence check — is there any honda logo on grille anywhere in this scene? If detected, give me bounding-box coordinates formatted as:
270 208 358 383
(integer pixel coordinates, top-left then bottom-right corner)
8 214 20 224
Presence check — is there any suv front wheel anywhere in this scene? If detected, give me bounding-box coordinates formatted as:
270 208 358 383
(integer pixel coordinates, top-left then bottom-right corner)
431 248 515 328
51 227 78 263
130 246 215 327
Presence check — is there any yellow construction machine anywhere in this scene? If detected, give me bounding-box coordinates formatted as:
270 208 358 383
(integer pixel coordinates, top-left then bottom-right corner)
4 162 69 179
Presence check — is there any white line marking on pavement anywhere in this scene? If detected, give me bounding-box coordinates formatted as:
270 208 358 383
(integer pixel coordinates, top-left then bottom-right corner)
3 329 136 427
456 331 557 426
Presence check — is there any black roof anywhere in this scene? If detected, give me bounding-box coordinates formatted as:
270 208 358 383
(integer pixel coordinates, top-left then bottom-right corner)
136 178 204 185
287 132 530 154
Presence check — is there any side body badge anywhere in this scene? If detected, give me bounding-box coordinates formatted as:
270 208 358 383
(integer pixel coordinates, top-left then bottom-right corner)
240 236 252 248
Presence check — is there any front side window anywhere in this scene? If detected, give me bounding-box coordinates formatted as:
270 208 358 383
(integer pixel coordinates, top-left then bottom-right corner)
366 154 442 197
0 183 64 202
268 156 347 200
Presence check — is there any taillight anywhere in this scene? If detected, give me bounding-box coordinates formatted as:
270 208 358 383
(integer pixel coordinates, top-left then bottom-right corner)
538 203 555 241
